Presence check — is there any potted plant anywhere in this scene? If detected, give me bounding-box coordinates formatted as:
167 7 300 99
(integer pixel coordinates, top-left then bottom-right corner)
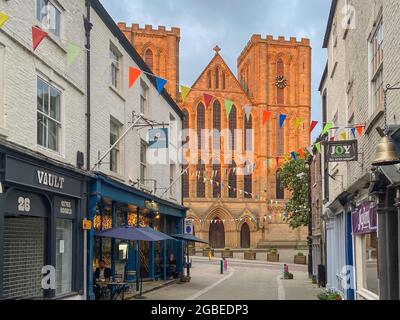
284 271 294 280
222 247 234 258
317 289 343 301
294 252 307 265
267 248 280 262
202 246 214 257
244 248 257 260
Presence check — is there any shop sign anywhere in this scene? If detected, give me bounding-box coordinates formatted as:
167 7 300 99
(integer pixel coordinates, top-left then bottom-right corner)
54 196 76 217
326 140 358 162
149 128 169 149
352 203 377 235
185 219 194 235
5 189 48 217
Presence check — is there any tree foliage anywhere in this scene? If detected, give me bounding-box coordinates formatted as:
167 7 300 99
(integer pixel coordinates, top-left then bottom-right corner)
279 154 311 229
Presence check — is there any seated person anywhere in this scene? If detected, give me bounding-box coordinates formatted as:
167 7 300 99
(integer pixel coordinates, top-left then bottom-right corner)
94 260 112 300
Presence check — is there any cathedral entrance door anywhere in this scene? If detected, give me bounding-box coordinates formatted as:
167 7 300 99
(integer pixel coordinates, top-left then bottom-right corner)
241 223 250 248
209 218 225 249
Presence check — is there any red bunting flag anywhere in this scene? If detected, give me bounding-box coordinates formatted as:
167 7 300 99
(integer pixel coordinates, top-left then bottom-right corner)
203 94 213 109
32 27 48 51
262 111 272 126
356 126 364 137
330 136 335 142
298 148 305 158
276 157 280 166
310 121 318 133
129 67 141 88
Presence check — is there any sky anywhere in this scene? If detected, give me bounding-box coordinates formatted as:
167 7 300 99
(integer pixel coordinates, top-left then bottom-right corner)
100 0 331 140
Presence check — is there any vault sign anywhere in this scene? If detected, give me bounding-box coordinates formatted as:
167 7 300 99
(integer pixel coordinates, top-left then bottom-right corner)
326 140 358 162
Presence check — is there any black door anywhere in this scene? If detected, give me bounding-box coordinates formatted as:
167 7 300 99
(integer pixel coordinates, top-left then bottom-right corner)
209 218 225 249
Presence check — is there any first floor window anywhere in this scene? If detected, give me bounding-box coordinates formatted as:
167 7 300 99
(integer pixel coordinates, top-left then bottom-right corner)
56 219 73 295
140 140 147 182
363 233 379 295
110 119 121 173
37 78 61 152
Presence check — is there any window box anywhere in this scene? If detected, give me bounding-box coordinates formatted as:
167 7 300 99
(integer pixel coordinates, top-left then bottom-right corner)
294 253 307 265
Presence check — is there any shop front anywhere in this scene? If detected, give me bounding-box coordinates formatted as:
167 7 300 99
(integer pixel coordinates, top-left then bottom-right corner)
87 173 186 300
0 141 89 300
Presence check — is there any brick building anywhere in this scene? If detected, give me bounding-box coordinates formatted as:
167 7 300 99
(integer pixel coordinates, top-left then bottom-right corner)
119 24 311 250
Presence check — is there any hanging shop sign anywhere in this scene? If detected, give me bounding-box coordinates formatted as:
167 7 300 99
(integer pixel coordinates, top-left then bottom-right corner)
185 219 194 235
352 203 377 235
326 140 358 162
149 128 169 149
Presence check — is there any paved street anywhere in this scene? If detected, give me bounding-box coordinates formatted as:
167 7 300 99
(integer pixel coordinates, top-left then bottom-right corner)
143 257 321 300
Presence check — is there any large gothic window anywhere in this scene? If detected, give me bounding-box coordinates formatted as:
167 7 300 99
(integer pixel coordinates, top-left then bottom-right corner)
197 103 205 151
276 117 284 156
244 114 253 152
244 162 253 199
215 67 219 89
276 169 285 199
229 161 237 198
229 105 237 151
145 49 154 71
213 164 221 198
277 59 284 104
213 101 221 152
197 164 205 198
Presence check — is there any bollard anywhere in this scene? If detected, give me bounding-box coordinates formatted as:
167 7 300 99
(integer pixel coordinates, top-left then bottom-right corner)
220 259 224 274
224 258 228 272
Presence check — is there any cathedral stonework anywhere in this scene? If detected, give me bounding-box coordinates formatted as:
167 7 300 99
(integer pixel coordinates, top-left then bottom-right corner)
119 24 311 250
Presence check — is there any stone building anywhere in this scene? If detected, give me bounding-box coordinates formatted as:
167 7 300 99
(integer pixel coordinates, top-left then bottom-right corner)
119 25 311 250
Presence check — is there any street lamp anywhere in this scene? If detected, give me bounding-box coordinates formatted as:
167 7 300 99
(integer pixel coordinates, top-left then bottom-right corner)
372 83 400 166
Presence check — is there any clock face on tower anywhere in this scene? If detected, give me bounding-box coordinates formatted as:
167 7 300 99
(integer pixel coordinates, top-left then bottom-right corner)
275 75 288 89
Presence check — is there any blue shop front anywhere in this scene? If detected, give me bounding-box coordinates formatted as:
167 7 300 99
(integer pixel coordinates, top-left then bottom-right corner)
87 173 186 300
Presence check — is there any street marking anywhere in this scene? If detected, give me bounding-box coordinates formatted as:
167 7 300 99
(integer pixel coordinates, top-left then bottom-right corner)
185 268 236 300
277 274 286 300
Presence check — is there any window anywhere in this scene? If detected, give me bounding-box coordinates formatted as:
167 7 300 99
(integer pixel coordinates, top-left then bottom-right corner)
145 49 154 71
196 164 205 198
182 165 189 198
215 67 219 89
229 105 237 151
207 71 212 89
36 0 61 37
244 115 253 152
197 103 205 151
347 81 354 121
140 80 149 115
140 140 147 182
182 109 190 146
110 119 121 173
277 59 285 104
213 164 221 198
110 44 121 89
276 170 284 199
369 18 383 115
213 101 221 151
364 233 378 295
276 117 284 156
222 73 226 89
56 219 73 295
37 77 61 152
244 163 252 199
170 164 175 197
229 161 237 198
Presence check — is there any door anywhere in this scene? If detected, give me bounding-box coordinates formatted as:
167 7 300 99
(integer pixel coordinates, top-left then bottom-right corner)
209 218 225 248
241 223 250 248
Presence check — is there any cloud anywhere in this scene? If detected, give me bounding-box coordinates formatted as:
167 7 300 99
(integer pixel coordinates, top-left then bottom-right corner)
100 0 331 137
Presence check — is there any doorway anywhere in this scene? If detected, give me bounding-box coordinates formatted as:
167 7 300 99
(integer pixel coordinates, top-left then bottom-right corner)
241 223 250 248
209 218 225 248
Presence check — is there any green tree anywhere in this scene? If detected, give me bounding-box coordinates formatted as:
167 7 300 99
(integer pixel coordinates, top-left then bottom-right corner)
279 153 311 229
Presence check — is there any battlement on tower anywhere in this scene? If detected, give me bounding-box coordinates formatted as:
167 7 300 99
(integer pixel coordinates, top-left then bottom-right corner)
117 22 180 37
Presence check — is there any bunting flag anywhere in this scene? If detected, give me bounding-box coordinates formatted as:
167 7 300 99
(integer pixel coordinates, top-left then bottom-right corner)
315 142 321 153
263 160 268 168
341 131 347 141
203 93 213 109
224 99 234 118
279 114 287 128
351 128 356 139
67 42 81 66
356 126 364 137
32 27 48 51
244 105 252 121
310 121 318 133
330 136 335 142
306 146 314 156
263 111 272 126
0 12 9 28
269 159 274 168
156 76 167 94
298 148 305 158
129 67 142 88
295 118 304 130
180 86 191 103
276 157 280 166
291 152 297 161
321 123 333 136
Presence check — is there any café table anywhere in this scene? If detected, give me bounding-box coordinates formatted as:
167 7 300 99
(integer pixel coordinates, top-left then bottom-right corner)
107 282 128 300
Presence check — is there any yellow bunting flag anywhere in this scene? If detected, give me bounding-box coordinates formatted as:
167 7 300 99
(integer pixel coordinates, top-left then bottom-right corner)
295 118 304 130
180 86 191 103
341 132 347 141
0 12 9 28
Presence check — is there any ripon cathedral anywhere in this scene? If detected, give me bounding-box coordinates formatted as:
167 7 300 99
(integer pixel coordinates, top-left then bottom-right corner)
118 22 310 250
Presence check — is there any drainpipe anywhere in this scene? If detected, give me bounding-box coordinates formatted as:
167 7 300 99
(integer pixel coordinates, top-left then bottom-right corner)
85 0 92 171
307 158 313 278
395 187 400 299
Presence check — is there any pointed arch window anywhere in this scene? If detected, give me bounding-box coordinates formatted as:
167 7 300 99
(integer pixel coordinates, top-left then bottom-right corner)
215 67 219 89
197 163 205 198
222 73 226 89
213 101 221 151
276 117 284 155
197 103 205 151
182 109 189 147
145 49 154 71
277 59 284 104
207 71 212 89
244 162 253 199
244 114 253 152
276 169 285 199
229 105 237 151
213 164 221 198
229 161 237 198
